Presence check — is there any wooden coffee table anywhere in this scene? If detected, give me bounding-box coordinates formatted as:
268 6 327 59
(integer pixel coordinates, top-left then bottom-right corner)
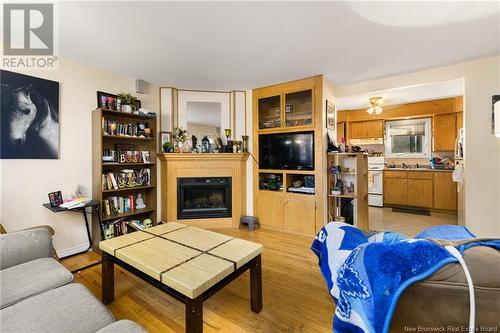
99 222 263 333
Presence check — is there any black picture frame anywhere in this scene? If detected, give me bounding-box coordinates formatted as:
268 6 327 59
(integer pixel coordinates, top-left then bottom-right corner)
97 91 117 110
326 100 336 130
1 70 60 159
97 91 141 111
48 191 63 207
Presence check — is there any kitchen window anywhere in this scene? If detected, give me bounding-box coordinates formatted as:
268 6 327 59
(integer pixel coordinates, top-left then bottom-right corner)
385 118 431 158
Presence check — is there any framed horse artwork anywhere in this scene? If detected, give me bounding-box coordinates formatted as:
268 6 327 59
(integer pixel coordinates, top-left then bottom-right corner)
1 70 60 159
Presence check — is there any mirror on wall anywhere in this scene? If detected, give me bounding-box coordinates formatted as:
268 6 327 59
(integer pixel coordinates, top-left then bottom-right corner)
186 101 221 145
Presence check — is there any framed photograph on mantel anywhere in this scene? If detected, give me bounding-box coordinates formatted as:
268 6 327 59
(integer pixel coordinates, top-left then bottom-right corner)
159 131 172 152
326 100 336 131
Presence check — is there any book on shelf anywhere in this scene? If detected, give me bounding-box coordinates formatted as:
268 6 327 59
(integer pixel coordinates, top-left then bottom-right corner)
102 168 151 190
102 117 153 138
102 194 144 217
102 150 151 164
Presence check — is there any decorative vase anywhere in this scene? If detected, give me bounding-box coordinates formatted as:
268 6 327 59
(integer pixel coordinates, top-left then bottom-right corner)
121 104 132 113
242 135 249 152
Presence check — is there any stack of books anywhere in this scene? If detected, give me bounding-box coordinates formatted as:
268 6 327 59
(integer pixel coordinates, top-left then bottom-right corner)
102 194 143 216
101 168 151 190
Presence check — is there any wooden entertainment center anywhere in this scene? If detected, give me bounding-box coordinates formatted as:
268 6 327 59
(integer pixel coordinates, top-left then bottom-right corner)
252 75 332 236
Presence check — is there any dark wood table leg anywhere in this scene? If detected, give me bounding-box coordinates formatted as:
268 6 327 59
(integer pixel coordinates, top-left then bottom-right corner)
102 252 115 304
185 296 203 333
250 254 262 313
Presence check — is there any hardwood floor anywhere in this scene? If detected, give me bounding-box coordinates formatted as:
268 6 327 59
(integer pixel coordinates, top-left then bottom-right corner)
369 207 457 237
63 228 334 333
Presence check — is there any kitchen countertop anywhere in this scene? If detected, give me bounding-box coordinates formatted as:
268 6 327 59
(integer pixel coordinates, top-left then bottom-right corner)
384 168 454 172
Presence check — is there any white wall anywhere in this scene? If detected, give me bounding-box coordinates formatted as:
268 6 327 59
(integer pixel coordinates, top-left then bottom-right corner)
333 55 500 237
0 59 159 256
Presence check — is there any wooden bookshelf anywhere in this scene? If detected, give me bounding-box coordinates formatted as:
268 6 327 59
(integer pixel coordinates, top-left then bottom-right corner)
91 108 158 251
327 152 368 229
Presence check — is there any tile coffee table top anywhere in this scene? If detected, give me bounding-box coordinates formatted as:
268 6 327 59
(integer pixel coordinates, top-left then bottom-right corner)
99 222 263 299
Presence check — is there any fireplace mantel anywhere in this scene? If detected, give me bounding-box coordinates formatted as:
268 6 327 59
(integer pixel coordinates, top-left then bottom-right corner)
158 153 249 162
159 153 249 229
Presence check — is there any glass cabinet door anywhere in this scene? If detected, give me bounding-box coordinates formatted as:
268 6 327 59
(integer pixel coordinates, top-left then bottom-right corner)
258 95 281 129
285 90 313 127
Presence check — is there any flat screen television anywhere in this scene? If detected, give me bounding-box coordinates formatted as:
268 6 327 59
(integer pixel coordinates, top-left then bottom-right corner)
259 131 314 170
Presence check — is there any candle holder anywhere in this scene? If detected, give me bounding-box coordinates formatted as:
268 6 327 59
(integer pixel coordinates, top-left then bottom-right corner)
241 135 249 153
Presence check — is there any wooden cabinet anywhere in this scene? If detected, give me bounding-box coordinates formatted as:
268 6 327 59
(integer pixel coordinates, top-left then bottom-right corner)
284 197 316 235
384 170 456 211
433 113 456 151
433 172 457 210
257 86 314 130
384 178 408 206
456 112 463 131
253 75 326 236
337 122 346 142
350 120 383 139
407 178 433 208
257 191 284 228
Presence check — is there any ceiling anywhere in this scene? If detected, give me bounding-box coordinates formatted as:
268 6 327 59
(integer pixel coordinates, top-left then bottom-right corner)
336 78 464 110
59 1 500 90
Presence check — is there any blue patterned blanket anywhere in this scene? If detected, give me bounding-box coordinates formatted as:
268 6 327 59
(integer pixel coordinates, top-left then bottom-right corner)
311 222 500 333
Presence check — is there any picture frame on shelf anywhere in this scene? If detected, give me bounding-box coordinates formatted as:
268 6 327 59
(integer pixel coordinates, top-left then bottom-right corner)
326 100 336 130
160 131 172 152
97 91 141 112
141 151 151 163
97 91 117 110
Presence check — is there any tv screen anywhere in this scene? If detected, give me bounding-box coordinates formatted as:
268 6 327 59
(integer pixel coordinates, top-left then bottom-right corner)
259 131 314 170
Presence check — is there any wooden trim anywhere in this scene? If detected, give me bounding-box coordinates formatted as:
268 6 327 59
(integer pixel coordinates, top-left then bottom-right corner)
338 96 463 122
158 153 249 161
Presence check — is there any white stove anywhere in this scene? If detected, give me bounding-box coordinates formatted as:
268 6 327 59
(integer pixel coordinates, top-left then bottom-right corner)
368 156 384 207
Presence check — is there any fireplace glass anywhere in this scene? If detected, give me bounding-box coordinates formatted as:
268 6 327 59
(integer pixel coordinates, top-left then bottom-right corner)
177 177 232 219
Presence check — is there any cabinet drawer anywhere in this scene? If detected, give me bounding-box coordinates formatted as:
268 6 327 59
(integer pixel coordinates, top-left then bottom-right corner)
384 171 407 179
408 171 433 180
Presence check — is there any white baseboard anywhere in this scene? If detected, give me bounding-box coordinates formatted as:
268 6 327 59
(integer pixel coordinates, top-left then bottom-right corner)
57 243 90 258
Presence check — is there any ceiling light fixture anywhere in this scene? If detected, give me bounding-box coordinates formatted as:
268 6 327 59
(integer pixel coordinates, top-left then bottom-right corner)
367 96 383 115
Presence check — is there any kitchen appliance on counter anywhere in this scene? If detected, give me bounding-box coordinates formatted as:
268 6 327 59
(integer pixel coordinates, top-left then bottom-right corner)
368 156 384 207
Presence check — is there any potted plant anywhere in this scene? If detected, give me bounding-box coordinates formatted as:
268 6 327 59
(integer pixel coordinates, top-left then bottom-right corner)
117 92 137 113
172 127 188 151
162 141 174 153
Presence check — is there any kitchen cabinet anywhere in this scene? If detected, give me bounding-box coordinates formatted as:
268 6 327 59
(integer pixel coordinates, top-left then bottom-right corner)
337 122 346 142
284 197 316 235
456 112 463 131
385 171 434 208
257 191 284 228
384 170 456 211
384 178 408 206
433 113 456 151
350 120 384 140
407 177 433 208
433 172 457 210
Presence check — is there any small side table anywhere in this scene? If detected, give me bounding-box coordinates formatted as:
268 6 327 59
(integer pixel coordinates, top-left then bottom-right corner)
42 200 101 262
